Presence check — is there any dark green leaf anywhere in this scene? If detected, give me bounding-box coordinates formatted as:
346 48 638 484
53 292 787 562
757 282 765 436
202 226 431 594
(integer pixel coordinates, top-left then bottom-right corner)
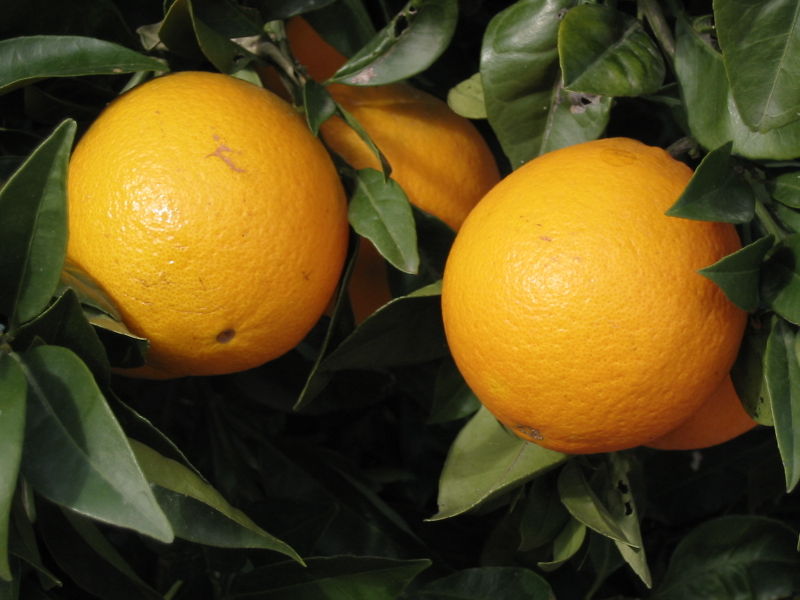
557 460 637 548
427 357 480 424
19 345 173 542
537 518 586 572
0 355 26 582
480 0 610 168
303 79 337 135
763 318 800 491
699 235 774 312
771 171 800 208
430 407 566 521
774 202 800 233
665 142 755 223
256 0 336 22
329 0 458 86
675 17 800 160
229 556 431 600
447 73 487 119
651 515 800 599
559 4 665 97
0 120 75 329
715 0 800 132
0 36 165 94
412 567 554 600
349 169 419 275
732 318 773 424
518 474 570 552
303 0 376 57
130 439 301 560
37 504 161 600
7 499 61 589
762 234 800 324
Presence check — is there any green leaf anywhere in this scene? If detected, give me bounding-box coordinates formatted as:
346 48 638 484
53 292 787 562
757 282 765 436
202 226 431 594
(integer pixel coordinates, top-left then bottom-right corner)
715 0 800 132
349 169 419 275
651 515 800 599
675 17 800 160
228 556 431 600
129 440 301 560
518 474 570 552
329 0 458 86
699 235 774 312
480 0 610 168
771 171 800 208
427 357 480 425
0 119 75 329
430 407 566 521
558 4 665 97
256 0 336 21
303 0 376 57
732 318 773 424
0 355 26 582
0 36 166 94
665 142 755 223
412 567 554 599
447 73 487 119
557 460 637 548
762 318 800 491
762 233 800 324
303 79 337 135
37 504 161 600
336 104 392 176
19 345 173 542
537 518 586 572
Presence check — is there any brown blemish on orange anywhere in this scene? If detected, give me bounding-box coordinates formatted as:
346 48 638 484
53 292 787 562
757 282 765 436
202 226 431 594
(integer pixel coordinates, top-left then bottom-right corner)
515 425 544 440
216 329 236 343
207 135 246 172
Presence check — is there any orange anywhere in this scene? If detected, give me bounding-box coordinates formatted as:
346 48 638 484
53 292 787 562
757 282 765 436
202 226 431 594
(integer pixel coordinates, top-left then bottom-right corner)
67 71 349 378
441 137 747 455
646 376 757 450
280 17 500 320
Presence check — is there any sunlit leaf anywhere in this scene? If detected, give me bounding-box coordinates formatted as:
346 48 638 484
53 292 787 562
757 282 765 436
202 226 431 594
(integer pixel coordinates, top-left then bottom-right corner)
665 142 755 223
447 73 487 119
651 515 800 599
431 407 566 521
0 354 26 582
762 318 800 491
559 4 665 97
0 36 165 94
349 169 419 275
715 0 800 132
228 556 431 600
0 119 75 329
19 345 173 542
412 567 554 599
699 235 774 312
329 0 458 86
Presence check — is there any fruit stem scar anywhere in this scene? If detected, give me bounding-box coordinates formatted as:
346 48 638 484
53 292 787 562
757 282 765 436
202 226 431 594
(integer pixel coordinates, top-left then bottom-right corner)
216 329 236 343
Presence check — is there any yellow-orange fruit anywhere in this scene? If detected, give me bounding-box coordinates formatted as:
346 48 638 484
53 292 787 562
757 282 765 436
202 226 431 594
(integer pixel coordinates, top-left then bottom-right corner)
67 71 349 377
441 137 747 454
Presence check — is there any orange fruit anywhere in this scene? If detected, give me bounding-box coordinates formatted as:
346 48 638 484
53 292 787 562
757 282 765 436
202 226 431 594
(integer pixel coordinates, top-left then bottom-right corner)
646 376 757 450
280 17 500 320
441 137 747 455
67 71 349 378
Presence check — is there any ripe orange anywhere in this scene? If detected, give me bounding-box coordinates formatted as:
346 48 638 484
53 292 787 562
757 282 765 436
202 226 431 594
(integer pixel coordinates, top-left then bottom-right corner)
646 376 757 450
67 71 349 378
441 137 747 455
281 17 500 320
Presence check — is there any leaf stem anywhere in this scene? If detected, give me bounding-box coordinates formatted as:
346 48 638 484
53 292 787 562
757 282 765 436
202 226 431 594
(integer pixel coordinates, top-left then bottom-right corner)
639 0 676 62
754 198 786 242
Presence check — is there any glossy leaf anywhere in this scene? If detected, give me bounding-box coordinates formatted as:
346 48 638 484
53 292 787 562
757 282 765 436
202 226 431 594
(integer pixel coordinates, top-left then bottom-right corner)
19 345 173 542
771 171 800 208
715 0 800 132
0 119 75 329
557 460 636 548
447 73 487 119
303 79 336 135
130 440 301 560
412 567 554 599
329 0 458 86
699 235 774 312
762 318 800 491
0 36 165 94
651 515 800 599
665 142 755 223
228 556 431 599
431 407 566 521
480 0 610 168
558 4 665 97
762 234 800 324
675 17 800 160
349 169 419 275
0 355 26 582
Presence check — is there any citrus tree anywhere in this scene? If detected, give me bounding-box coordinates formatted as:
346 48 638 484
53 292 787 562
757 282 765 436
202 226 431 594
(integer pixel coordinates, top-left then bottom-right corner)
2 0 800 598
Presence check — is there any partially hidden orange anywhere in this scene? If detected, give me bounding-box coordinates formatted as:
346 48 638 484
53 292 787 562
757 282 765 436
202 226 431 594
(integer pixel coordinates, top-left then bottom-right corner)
67 71 349 378
441 137 747 455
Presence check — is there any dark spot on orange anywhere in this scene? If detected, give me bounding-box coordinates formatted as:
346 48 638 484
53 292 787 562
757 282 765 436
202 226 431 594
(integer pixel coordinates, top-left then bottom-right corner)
540 236 553 242
515 425 543 440
216 329 236 343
